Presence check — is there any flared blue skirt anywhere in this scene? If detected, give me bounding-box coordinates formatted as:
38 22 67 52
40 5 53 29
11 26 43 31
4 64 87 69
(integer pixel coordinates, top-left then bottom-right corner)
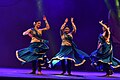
49 45 89 67
16 42 49 64
90 49 120 71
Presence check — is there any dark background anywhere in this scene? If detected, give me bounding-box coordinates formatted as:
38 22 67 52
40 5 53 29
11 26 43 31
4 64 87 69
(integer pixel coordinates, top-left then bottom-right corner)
0 0 120 72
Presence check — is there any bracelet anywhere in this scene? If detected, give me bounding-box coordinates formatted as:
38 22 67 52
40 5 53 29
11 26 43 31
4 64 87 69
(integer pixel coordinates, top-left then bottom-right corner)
45 20 48 23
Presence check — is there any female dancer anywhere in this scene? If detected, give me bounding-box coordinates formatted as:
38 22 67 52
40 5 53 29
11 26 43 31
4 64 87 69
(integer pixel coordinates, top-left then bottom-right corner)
49 18 89 75
16 16 50 75
90 20 120 76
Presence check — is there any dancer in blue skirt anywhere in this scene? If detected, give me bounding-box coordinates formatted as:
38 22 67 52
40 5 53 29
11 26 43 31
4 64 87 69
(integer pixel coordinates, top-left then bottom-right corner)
16 16 50 75
90 20 120 76
49 18 89 75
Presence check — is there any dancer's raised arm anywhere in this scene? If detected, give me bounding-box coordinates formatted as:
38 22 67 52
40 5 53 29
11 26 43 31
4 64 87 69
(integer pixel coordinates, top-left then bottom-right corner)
99 20 108 30
71 17 76 34
60 18 68 35
99 20 110 39
41 15 50 31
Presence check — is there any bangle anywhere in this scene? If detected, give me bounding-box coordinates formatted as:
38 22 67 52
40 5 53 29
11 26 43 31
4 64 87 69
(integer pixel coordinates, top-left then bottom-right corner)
64 22 67 24
45 20 48 23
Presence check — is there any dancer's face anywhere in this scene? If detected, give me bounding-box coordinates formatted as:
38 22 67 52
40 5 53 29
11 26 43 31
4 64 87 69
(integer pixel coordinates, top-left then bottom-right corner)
64 27 70 33
35 21 41 28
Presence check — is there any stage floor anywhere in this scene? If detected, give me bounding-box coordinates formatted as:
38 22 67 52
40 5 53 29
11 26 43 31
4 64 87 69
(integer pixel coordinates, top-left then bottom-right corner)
0 68 119 80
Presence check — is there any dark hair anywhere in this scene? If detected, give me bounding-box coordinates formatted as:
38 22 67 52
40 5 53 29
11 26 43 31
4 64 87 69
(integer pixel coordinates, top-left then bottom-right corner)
33 20 41 26
104 29 109 38
34 20 40 23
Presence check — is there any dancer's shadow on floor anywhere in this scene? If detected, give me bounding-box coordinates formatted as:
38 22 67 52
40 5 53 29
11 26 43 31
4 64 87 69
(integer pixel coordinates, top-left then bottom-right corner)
23 72 46 76
98 75 120 78
52 74 84 77
23 72 84 77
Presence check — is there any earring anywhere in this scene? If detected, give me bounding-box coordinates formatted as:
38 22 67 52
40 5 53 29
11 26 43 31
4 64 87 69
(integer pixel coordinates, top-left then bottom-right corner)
33 22 36 25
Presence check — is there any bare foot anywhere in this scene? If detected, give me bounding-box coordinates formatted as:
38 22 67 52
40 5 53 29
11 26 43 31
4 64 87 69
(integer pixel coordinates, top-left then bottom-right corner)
105 74 112 77
38 71 42 75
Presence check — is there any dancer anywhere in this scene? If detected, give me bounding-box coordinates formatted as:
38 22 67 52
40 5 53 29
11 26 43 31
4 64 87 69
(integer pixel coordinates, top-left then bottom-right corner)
90 20 120 76
49 18 89 75
16 16 50 75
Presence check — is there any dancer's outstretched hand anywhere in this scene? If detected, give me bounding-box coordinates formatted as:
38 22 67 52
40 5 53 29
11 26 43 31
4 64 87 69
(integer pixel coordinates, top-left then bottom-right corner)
99 20 103 24
43 15 47 21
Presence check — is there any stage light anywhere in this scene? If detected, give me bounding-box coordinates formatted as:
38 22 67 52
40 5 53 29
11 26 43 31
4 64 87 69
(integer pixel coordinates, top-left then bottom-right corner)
36 0 44 18
115 0 120 18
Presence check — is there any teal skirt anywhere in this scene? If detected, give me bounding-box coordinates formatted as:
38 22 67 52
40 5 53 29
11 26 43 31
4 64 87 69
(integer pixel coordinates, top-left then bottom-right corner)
90 44 120 71
16 42 49 64
49 45 89 67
